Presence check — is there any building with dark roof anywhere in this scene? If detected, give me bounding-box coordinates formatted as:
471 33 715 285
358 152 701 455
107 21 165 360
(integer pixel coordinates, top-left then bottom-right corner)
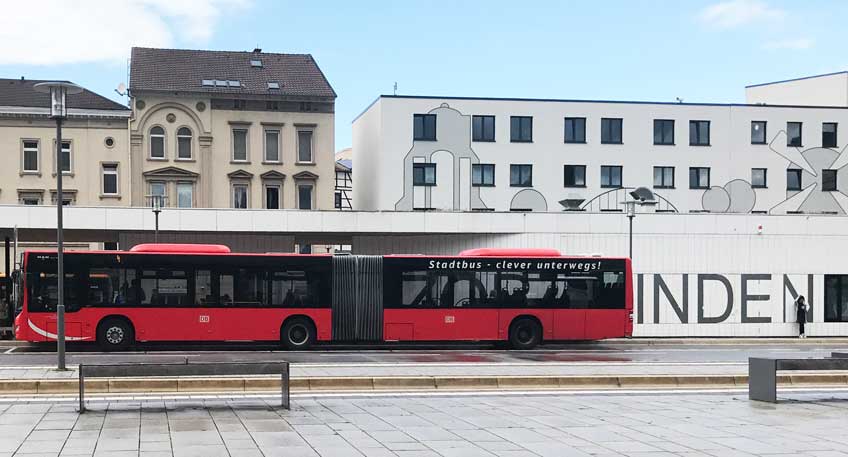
129 47 337 210
0 77 130 207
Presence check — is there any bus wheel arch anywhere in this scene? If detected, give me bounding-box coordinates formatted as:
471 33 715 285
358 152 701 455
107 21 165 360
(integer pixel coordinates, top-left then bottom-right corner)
508 315 543 350
96 315 135 351
280 315 316 350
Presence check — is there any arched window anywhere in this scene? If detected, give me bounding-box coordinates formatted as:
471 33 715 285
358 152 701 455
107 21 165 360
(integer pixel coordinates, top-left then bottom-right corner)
177 127 192 159
150 126 165 159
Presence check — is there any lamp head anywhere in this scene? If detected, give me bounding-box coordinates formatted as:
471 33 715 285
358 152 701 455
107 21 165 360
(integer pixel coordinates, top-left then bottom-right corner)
33 81 83 119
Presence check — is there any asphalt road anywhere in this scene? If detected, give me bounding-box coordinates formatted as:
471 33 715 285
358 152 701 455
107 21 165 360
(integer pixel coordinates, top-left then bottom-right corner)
0 341 846 367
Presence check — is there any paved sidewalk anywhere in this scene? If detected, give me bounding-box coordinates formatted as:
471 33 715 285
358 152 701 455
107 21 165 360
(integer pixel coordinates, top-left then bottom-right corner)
0 391 847 457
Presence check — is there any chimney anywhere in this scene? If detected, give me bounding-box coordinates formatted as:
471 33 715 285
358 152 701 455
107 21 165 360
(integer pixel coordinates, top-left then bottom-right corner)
253 47 262 53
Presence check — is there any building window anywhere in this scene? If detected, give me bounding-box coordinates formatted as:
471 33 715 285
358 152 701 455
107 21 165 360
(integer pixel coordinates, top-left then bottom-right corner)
472 115 495 142
510 116 533 143
564 117 586 143
653 120 674 145
510 164 533 187
689 167 710 189
22 140 39 173
232 183 249 208
825 275 848 322
689 120 710 146
787 169 802 191
600 165 622 188
297 130 313 163
150 126 165 159
297 184 313 210
176 183 193 208
787 122 802 147
751 121 767 144
56 141 72 173
564 165 586 187
601 118 622 144
102 164 119 195
822 169 837 191
150 182 167 206
823 122 838 148
653 166 674 189
50 192 75 206
264 129 280 162
334 192 342 209
176 127 192 159
413 114 436 141
265 185 281 209
471 164 495 186
232 128 248 162
20 195 40 205
412 163 436 186
751 168 767 188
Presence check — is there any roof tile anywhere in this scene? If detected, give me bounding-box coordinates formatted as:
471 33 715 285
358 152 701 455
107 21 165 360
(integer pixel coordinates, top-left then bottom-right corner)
129 47 336 98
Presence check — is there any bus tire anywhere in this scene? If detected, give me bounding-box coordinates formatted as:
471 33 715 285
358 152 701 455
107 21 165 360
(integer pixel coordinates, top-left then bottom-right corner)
509 318 542 350
97 317 134 351
281 317 315 350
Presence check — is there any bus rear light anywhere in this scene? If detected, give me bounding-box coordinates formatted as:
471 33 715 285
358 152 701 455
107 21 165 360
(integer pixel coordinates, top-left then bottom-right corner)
628 311 634 322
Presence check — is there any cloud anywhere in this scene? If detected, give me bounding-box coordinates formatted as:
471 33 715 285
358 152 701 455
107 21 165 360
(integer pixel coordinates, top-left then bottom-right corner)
698 0 785 28
0 0 250 65
762 38 815 50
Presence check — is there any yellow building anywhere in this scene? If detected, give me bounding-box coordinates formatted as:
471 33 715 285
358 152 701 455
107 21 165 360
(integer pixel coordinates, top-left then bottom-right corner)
128 47 337 210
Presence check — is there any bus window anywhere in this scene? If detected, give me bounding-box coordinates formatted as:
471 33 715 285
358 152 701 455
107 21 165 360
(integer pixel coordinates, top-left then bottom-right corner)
139 269 189 306
269 270 313 307
217 269 264 306
499 273 528 307
526 272 560 307
195 270 212 305
27 272 82 312
596 271 626 309
557 275 599 309
401 271 430 306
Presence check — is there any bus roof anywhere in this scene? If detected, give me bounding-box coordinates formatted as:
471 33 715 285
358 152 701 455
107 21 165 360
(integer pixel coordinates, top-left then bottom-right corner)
458 248 561 257
129 243 231 254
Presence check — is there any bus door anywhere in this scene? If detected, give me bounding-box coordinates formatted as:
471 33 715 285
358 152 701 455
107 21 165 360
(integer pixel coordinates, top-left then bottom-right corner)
435 272 498 341
552 275 589 340
132 267 200 341
584 271 627 339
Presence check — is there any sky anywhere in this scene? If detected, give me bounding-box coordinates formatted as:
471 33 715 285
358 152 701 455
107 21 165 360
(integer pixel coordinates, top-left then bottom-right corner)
1 0 845 149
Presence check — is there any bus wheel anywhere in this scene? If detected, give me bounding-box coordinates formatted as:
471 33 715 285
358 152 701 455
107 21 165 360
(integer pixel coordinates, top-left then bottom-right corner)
281 318 315 350
509 318 541 350
97 318 134 351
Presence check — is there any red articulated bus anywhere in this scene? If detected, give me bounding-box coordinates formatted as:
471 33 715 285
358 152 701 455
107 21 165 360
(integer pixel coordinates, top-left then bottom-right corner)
13 244 632 350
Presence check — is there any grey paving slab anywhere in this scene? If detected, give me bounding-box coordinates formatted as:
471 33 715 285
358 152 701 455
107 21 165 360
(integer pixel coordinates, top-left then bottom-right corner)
3 392 848 457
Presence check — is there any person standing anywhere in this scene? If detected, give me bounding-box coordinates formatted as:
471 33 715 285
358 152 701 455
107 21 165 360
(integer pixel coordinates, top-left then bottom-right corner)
796 295 808 338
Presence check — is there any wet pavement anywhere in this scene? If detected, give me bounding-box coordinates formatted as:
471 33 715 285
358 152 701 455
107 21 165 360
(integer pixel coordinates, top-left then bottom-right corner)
0 342 847 367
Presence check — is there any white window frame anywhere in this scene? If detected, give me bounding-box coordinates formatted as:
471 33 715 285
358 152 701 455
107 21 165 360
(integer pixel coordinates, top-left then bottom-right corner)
50 190 76 206
18 192 42 205
264 129 281 163
149 181 168 206
149 126 166 159
231 182 250 208
176 127 193 160
232 128 249 162
264 183 282 209
296 130 314 164
21 139 40 174
176 182 193 208
101 163 119 196
52 140 73 175
296 182 315 210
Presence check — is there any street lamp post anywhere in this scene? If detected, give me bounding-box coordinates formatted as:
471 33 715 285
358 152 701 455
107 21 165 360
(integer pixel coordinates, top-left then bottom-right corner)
621 187 657 262
148 195 166 243
34 81 83 371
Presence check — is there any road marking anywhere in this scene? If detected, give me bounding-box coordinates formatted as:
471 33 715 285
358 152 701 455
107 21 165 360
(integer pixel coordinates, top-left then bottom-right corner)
3 348 16 354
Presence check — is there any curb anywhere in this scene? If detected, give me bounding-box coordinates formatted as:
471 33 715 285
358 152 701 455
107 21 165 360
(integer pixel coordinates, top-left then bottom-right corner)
1 373 847 395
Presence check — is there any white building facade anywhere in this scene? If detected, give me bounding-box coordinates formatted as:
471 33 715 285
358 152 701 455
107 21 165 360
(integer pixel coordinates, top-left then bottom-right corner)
353 95 848 215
